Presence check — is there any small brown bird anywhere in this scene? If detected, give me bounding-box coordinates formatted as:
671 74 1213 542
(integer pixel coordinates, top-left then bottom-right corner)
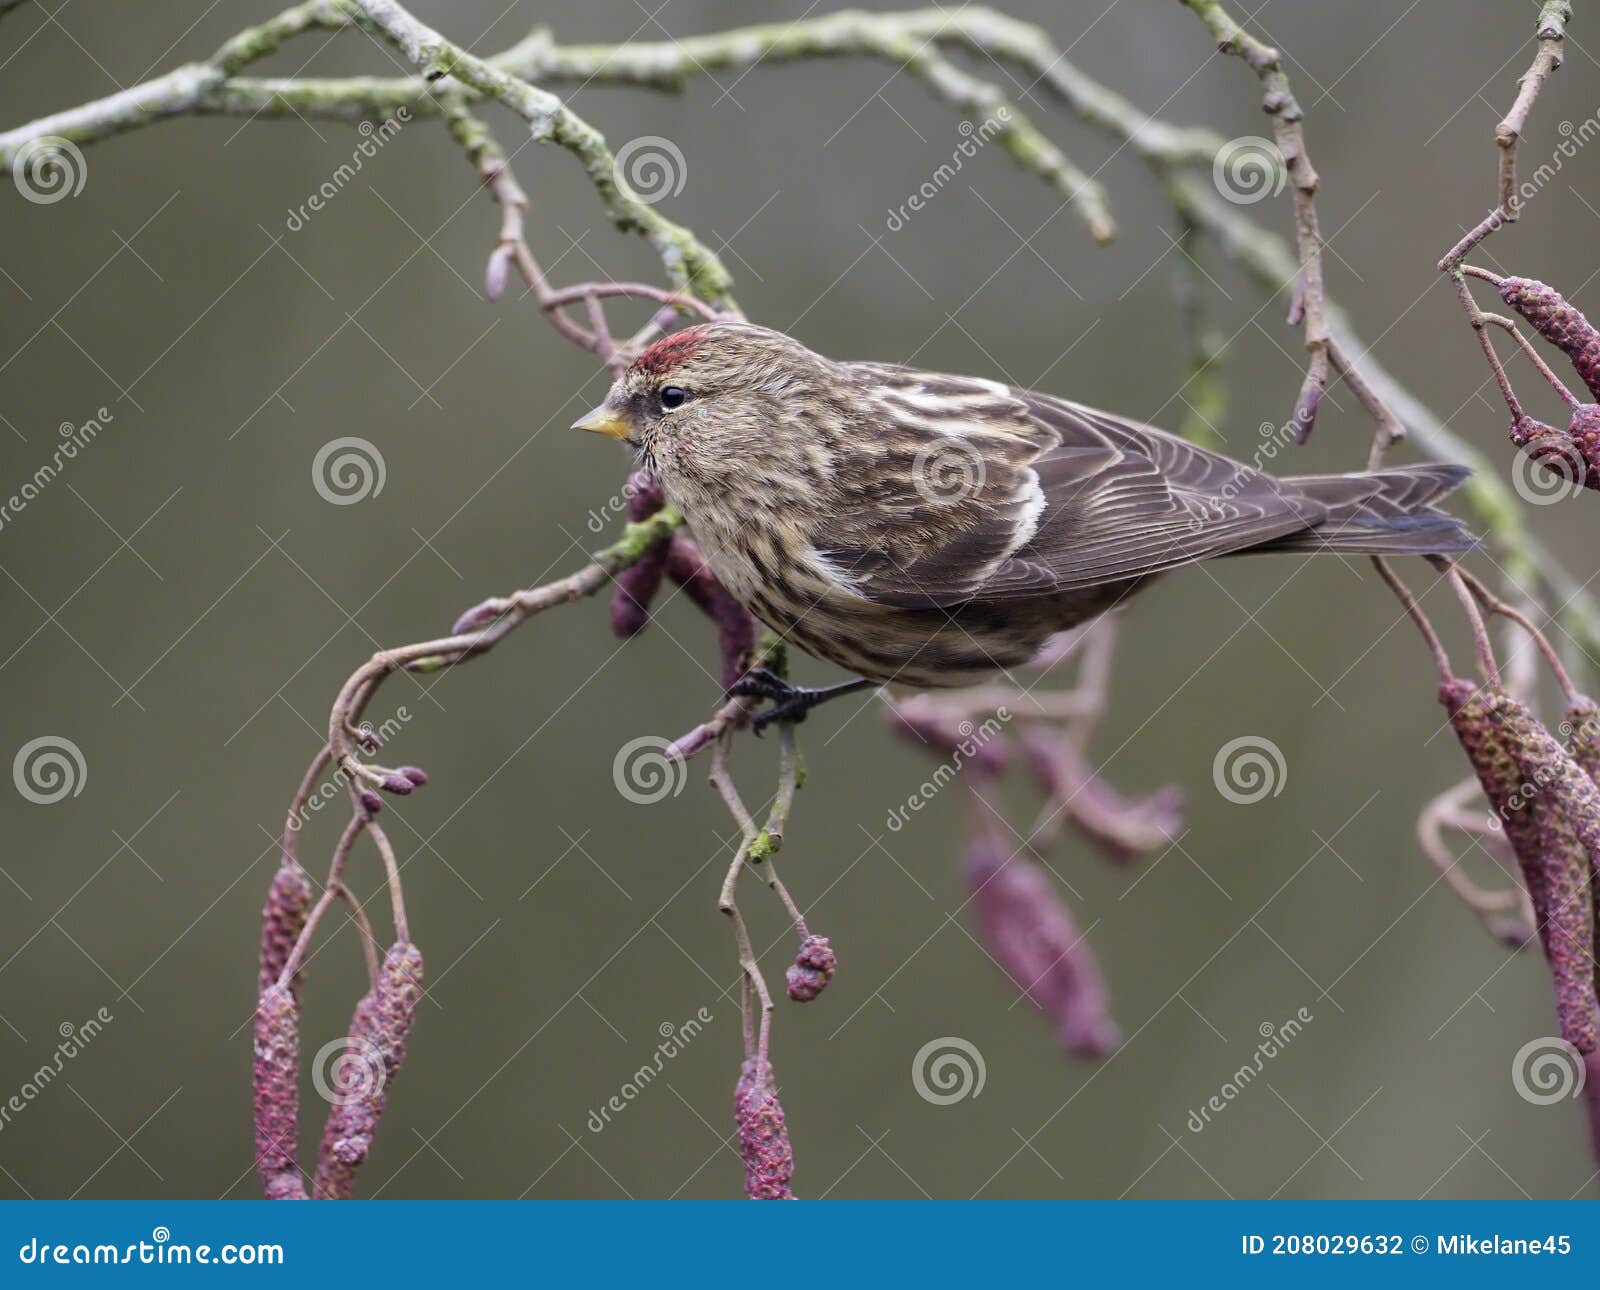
575 321 1473 722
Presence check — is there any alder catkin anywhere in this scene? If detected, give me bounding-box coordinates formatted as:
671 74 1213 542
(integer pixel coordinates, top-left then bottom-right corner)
1499 276 1600 400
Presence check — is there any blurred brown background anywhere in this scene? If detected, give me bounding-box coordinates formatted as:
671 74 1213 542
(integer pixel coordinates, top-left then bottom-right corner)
2 0 1599 1199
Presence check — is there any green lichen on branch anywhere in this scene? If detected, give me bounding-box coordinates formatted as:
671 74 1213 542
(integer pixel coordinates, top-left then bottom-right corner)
602 508 685 569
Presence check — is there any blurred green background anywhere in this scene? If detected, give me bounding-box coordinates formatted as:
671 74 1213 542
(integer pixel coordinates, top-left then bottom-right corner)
2 0 1599 1200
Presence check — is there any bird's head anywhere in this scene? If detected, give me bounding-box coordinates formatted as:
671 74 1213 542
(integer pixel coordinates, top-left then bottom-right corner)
572 321 844 496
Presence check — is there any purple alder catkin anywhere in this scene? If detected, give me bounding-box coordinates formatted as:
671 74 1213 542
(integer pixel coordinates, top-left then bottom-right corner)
258 860 311 997
1498 276 1600 400
253 985 308 1200
311 991 382 1200
785 935 836 1002
965 837 1119 1058
1019 724 1182 862
610 472 671 638
1441 681 1600 1053
311 942 424 1200
734 1059 795 1199
665 533 757 689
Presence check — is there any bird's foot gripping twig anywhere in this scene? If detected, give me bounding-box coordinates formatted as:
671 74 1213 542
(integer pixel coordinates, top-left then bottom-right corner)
726 668 878 732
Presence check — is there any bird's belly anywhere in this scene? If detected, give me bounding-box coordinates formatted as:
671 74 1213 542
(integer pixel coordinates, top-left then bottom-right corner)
742 587 1094 689
685 519 1137 689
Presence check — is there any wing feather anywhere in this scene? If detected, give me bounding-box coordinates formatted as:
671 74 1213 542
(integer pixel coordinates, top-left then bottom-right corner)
811 371 1328 608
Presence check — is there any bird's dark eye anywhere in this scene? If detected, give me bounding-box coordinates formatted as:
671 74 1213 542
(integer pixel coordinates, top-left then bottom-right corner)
659 386 688 410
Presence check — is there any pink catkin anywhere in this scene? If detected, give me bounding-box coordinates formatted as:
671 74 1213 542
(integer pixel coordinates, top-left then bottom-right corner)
610 472 671 638
785 935 836 1002
1499 276 1600 400
1441 681 1600 1053
1509 411 1600 490
665 533 757 689
258 860 311 997
1566 697 1600 997
1568 406 1600 486
311 991 382 1200
253 985 308 1200
311 942 424 1200
734 1060 795 1199
965 838 1119 1058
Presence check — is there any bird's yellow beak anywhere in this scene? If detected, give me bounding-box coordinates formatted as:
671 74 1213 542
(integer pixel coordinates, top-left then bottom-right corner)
572 405 632 439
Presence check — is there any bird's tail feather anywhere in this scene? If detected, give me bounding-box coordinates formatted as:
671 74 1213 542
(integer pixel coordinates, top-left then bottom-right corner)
1256 463 1477 556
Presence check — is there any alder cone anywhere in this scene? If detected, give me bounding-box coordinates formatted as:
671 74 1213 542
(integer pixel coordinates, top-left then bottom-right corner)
1499 276 1600 400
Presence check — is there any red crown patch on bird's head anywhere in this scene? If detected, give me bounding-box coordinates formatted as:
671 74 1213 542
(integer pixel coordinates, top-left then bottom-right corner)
631 325 709 376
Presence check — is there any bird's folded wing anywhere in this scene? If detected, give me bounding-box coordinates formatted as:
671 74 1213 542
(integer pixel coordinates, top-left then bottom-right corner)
813 376 1325 608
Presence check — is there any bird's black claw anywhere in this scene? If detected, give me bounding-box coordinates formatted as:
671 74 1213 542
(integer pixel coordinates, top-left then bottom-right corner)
728 668 814 733
726 667 793 704
751 698 812 734
727 669 876 733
